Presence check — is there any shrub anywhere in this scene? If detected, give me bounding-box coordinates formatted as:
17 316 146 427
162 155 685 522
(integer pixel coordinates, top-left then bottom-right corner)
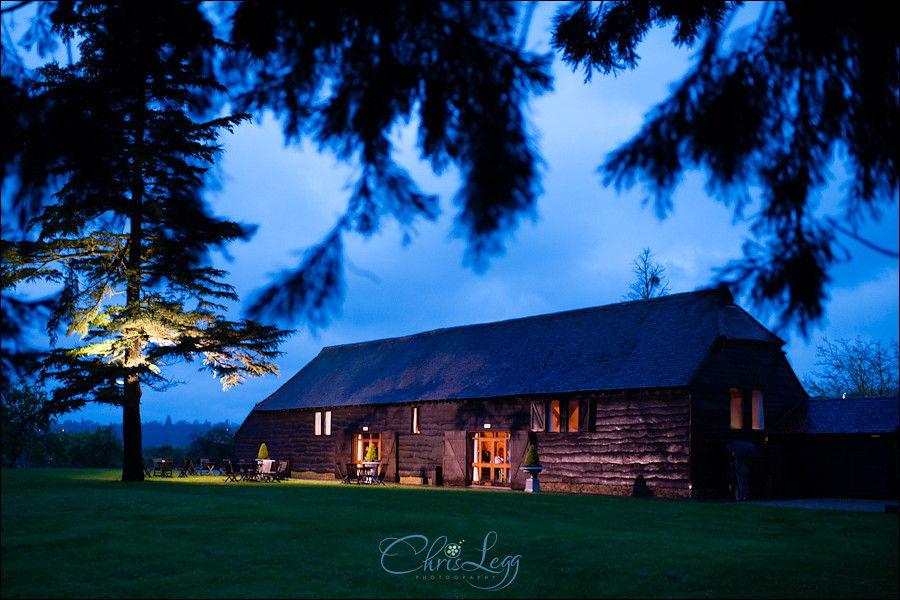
365 443 378 462
258 443 269 459
524 444 541 467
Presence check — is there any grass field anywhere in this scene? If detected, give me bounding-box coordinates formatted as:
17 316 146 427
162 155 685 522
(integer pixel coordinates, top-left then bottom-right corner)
2 469 897 599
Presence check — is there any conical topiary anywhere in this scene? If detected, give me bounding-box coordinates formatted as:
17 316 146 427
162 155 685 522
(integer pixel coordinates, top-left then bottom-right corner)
524 444 541 467
365 443 378 462
258 443 269 459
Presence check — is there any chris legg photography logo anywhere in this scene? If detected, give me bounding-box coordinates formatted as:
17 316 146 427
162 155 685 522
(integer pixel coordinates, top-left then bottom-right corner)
378 531 521 591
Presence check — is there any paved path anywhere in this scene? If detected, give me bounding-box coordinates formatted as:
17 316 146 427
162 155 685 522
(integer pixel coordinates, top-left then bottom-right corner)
745 498 899 513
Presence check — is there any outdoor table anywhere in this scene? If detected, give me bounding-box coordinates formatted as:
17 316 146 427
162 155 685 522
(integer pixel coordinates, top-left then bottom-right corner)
359 462 380 484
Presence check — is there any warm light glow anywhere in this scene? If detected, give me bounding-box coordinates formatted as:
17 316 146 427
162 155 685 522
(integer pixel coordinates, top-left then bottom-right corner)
730 388 744 429
549 400 561 432
568 398 579 432
751 390 764 430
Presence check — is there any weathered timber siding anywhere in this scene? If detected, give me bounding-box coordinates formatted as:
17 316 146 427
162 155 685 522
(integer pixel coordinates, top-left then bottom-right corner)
536 389 692 497
235 397 533 482
234 409 333 474
688 339 807 499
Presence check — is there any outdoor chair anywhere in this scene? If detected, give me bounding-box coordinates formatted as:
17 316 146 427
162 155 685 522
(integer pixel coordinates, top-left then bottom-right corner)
241 461 258 482
343 463 361 485
222 460 241 483
178 459 197 477
272 460 289 482
375 464 387 485
198 458 212 474
159 459 174 477
143 461 154 478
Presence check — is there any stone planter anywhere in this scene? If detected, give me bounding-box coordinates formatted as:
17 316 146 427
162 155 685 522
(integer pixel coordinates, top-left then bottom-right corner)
520 466 544 493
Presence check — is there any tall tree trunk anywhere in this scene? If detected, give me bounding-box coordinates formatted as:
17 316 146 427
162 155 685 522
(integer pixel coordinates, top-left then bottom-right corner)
121 374 144 481
121 103 145 482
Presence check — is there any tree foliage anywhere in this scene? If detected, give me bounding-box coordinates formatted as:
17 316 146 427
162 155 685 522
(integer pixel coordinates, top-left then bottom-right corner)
802 337 899 398
625 247 670 301
187 424 235 465
2 0 551 367
2 3 290 480
225 1 552 325
1 381 55 468
553 0 898 334
52 425 124 468
3 1 897 447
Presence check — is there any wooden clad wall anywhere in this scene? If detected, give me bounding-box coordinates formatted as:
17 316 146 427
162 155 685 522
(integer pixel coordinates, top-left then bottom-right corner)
536 389 692 497
234 409 333 473
234 396 534 482
689 339 807 498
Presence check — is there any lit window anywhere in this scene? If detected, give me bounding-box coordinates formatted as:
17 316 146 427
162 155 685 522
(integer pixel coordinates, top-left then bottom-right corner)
549 400 561 432
568 399 579 432
730 388 744 429
324 410 332 436
751 391 764 430
314 411 322 436
731 388 764 430
411 406 420 434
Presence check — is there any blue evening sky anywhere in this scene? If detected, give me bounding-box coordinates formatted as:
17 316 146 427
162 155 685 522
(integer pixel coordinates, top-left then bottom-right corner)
5 2 897 425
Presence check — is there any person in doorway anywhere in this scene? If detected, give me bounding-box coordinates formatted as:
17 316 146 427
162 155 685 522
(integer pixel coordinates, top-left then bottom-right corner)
732 452 751 501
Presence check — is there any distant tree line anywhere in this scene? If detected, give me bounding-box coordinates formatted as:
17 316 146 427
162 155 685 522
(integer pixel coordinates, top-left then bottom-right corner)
3 381 237 468
3 421 237 469
55 417 241 448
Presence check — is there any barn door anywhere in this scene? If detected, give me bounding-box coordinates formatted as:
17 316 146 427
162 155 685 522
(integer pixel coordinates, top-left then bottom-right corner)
442 430 468 486
334 430 353 480
382 432 397 482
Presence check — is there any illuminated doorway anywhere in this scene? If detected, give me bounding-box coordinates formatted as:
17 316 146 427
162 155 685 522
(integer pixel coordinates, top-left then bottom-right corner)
471 431 510 486
355 432 381 463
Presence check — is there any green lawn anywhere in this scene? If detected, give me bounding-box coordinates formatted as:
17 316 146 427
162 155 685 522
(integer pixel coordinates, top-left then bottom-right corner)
2 469 897 599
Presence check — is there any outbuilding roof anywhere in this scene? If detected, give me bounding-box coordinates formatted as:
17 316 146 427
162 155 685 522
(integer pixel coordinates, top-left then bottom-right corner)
772 396 900 435
254 286 784 410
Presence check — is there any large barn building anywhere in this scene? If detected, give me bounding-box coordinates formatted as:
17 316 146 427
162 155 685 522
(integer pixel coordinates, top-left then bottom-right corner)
234 287 813 499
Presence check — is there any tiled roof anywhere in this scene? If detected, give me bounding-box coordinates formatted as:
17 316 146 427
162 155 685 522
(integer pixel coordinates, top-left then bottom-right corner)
255 287 784 410
772 396 900 435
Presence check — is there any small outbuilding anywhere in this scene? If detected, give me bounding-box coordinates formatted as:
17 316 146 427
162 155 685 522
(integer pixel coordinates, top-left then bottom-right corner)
767 396 899 500
234 287 808 498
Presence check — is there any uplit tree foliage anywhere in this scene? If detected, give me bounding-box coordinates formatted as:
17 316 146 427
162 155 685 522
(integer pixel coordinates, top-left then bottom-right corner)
553 0 899 334
2 3 290 481
625 248 670 301
803 337 899 398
